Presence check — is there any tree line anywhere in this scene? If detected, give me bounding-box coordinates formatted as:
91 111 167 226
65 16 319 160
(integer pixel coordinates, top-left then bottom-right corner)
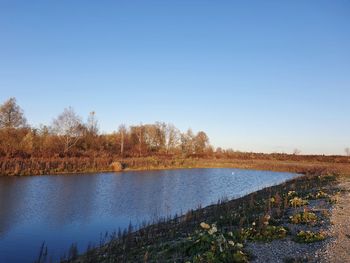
2 97 349 162
0 97 214 158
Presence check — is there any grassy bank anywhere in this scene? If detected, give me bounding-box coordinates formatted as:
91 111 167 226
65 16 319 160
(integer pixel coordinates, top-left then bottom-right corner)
50 167 342 263
1 155 350 176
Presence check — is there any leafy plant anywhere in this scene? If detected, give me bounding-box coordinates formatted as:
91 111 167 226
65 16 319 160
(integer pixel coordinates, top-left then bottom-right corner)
289 197 308 208
315 191 329 199
295 230 326 243
327 195 339 204
185 222 249 263
287 191 297 198
306 190 330 200
240 215 287 241
241 225 287 242
290 211 318 224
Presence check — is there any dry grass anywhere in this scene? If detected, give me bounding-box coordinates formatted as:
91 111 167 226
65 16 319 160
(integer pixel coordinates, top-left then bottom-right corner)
1 155 349 177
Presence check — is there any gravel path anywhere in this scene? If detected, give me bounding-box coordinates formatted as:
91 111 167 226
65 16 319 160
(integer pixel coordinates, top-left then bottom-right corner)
317 178 350 263
246 177 350 263
247 238 326 263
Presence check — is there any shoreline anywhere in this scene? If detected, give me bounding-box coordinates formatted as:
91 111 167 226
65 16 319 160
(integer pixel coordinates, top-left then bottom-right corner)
1 156 349 177
1 157 349 261
59 167 345 263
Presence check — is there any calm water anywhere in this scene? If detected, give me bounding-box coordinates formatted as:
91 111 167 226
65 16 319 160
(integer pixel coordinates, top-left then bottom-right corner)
0 168 297 262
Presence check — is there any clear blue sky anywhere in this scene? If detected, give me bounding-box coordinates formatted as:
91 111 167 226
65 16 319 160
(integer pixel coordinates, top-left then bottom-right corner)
0 0 349 155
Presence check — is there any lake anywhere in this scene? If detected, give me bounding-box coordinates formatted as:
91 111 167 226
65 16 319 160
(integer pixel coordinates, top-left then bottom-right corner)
0 168 298 262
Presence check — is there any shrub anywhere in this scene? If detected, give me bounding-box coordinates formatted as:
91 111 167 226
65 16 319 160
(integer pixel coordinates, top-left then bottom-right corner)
111 161 123 171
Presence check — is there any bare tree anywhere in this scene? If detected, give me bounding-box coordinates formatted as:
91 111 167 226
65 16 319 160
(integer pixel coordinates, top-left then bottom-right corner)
144 123 166 153
164 123 180 154
130 123 145 157
52 107 83 154
180 129 195 155
0 97 27 128
293 148 301 155
86 111 99 136
118 124 127 157
345 147 350 157
136 123 144 157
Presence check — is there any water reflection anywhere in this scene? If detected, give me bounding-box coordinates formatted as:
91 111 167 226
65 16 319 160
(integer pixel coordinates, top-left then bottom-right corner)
0 168 297 262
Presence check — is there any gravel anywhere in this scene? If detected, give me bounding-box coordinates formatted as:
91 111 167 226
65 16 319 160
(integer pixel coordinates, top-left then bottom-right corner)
246 178 350 263
246 238 326 263
316 178 350 263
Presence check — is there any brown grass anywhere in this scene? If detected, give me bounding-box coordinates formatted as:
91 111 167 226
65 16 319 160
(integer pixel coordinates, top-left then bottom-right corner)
1 155 349 176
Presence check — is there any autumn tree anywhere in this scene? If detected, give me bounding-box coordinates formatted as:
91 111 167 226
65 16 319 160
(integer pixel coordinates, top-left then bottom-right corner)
0 97 27 128
52 107 84 154
130 124 145 157
194 131 209 154
0 127 31 157
35 125 60 157
180 129 195 156
80 111 100 152
100 133 119 155
20 130 35 154
0 100 214 159
144 123 166 153
164 123 180 154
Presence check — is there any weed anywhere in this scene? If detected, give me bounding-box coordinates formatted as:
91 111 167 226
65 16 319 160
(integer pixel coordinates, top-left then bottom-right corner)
185 223 249 263
289 197 308 208
295 230 326 243
289 211 318 224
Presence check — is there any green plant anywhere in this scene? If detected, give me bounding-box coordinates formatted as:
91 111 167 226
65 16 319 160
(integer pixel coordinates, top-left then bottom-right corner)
315 191 329 199
295 230 326 243
241 225 287 242
290 211 318 224
287 191 297 198
186 222 248 263
289 197 308 208
328 195 338 204
240 215 287 241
